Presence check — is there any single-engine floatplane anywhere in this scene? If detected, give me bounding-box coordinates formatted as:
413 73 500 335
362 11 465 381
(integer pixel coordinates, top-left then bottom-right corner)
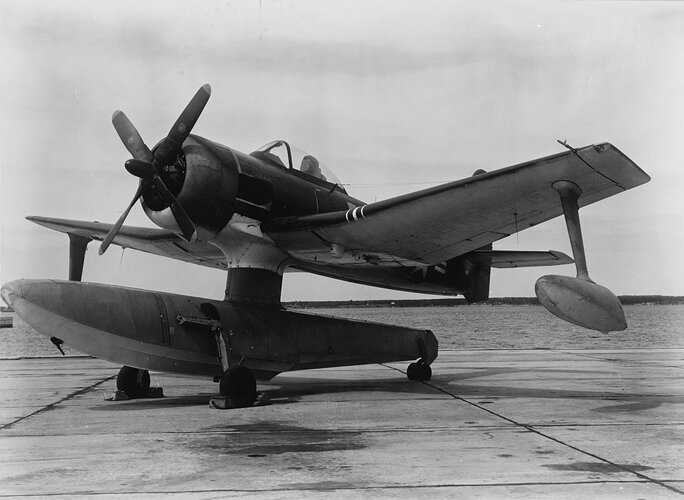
1 85 650 407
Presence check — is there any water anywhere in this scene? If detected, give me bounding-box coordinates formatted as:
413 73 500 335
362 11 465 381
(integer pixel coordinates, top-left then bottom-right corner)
1 304 682 359
308 305 684 350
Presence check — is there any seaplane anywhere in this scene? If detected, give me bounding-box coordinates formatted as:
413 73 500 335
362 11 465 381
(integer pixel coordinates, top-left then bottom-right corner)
1 85 650 407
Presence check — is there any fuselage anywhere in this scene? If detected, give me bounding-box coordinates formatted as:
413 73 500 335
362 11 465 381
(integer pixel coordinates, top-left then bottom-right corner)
143 135 364 239
140 135 491 299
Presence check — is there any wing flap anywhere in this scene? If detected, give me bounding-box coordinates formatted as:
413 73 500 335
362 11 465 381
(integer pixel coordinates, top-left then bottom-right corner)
474 250 573 268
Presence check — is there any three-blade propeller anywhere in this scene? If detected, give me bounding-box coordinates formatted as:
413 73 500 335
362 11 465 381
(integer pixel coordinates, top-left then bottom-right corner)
99 84 211 255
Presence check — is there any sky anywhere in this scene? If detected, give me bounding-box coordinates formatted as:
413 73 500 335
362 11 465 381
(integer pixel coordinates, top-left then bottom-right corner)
1 0 683 301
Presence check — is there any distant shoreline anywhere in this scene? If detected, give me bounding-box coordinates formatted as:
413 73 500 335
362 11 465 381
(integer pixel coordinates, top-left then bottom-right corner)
2 296 682 314
285 295 684 309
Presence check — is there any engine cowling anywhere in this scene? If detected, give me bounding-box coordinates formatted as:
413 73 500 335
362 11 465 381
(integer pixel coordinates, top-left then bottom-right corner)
142 135 239 236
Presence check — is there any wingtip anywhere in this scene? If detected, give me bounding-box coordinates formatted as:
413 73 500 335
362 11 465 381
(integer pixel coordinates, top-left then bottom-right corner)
26 215 49 225
549 250 574 264
201 83 212 96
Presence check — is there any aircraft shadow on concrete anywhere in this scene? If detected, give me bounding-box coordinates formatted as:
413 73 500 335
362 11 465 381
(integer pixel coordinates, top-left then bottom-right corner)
91 372 435 411
91 364 684 413
429 366 684 413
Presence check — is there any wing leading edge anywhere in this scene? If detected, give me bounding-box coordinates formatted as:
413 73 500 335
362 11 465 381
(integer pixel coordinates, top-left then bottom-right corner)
27 217 227 269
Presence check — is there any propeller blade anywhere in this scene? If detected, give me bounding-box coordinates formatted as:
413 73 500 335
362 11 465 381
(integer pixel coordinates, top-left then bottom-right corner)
125 159 155 180
154 84 211 165
104 86 208 252
98 184 143 255
152 176 197 241
112 111 154 162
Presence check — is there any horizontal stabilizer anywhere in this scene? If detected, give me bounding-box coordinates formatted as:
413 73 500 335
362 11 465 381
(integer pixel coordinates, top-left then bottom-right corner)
471 250 573 269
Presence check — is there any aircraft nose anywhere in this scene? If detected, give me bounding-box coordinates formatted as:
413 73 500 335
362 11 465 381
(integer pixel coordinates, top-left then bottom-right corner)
1 280 23 308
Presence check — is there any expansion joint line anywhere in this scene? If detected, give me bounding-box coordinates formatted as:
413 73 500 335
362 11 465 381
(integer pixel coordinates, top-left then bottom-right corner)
380 363 684 496
0 374 117 431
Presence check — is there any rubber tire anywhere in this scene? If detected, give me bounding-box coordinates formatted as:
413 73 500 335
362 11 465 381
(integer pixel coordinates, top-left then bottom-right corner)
219 365 257 407
116 366 151 399
407 362 420 381
407 362 432 381
418 363 432 381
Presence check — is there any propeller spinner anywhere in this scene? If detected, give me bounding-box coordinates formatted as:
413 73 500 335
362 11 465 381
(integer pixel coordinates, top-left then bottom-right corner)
99 84 211 255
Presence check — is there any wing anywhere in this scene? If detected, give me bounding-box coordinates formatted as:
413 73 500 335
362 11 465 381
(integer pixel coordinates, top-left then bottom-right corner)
27 216 227 269
265 143 650 266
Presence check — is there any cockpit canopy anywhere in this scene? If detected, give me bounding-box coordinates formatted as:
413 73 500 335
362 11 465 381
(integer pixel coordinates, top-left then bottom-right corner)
252 140 345 191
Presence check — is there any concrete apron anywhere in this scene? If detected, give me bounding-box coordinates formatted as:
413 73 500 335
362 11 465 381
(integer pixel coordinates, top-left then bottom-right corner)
0 349 682 498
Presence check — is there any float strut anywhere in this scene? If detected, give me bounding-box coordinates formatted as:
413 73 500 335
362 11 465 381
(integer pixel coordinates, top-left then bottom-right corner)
552 181 591 282
67 234 91 282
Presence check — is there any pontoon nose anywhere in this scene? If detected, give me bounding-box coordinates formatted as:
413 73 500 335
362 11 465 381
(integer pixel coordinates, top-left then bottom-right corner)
1 280 23 308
